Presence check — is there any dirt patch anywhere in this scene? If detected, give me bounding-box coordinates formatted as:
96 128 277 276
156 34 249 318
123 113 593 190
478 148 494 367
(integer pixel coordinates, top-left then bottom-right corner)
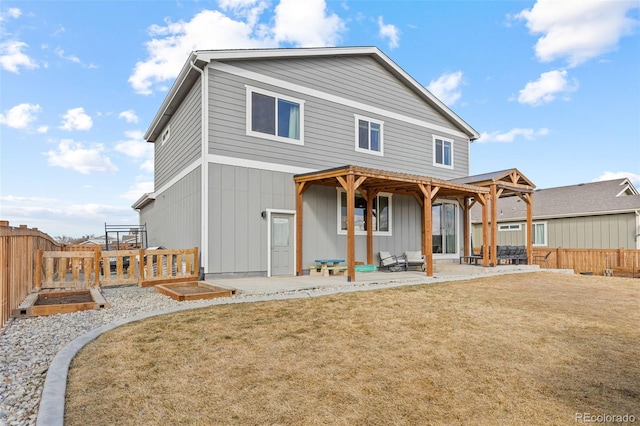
34 293 93 306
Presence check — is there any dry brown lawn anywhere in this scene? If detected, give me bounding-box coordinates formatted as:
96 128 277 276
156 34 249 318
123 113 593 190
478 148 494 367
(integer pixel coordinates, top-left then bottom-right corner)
65 272 640 425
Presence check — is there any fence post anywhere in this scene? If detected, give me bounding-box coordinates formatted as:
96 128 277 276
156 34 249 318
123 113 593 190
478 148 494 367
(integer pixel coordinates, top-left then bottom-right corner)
618 247 624 268
556 247 563 269
94 248 101 287
35 249 42 292
138 248 145 286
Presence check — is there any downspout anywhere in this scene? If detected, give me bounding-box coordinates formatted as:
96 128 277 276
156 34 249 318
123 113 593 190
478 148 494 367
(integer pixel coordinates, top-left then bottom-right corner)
189 59 209 275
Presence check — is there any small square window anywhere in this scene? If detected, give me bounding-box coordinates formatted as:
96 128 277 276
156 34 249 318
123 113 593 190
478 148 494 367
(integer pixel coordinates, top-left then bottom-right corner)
355 115 383 156
433 136 453 168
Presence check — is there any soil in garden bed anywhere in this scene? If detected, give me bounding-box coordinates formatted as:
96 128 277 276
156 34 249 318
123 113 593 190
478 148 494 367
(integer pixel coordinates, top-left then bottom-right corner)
35 293 94 305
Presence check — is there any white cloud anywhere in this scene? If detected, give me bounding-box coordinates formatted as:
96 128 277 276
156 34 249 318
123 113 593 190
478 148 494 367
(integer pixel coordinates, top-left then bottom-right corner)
0 103 41 129
121 179 155 201
118 109 139 123
593 171 640 186
44 139 118 174
478 128 549 143
0 8 22 20
377 16 400 49
114 130 152 159
0 196 136 237
60 107 93 131
516 0 639 67
129 0 345 94
272 0 345 47
54 47 80 63
0 40 39 73
517 69 578 106
427 71 464 106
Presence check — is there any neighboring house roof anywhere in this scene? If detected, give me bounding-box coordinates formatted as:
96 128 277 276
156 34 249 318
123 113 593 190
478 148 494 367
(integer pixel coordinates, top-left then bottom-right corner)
143 46 480 144
471 178 640 222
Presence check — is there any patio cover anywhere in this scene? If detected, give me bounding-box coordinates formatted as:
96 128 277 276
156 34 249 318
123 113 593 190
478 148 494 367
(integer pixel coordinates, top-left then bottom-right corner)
454 168 536 266
293 165 494 282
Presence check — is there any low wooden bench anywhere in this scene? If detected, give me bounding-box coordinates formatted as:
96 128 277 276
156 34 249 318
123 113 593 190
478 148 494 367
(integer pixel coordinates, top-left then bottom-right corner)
325 265 347 276
460 255 481 265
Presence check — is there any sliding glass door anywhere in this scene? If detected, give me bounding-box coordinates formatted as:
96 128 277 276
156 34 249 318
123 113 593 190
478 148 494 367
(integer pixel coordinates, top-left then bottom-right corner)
432 203 457 254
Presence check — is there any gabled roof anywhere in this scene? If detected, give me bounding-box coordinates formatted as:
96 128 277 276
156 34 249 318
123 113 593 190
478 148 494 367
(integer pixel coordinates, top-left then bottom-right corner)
144 47 480 143
471 178 640 221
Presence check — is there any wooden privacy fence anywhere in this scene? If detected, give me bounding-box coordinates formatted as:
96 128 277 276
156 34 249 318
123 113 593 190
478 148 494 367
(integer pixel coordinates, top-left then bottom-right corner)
36 247 199 289
531 247 640 276
0 222 61 328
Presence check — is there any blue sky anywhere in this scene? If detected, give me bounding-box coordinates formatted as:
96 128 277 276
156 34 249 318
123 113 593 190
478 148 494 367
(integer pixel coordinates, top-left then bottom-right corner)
1 0 639 238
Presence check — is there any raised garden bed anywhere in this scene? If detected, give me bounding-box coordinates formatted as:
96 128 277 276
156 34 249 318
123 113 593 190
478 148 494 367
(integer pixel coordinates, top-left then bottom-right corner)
13 288 110 318
155 281 237 301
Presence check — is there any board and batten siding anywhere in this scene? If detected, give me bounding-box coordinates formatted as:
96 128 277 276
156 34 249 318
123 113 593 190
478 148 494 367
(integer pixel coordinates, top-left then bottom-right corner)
207 163 295 275
471 212 638 249
206 164 429 276
207 57 470 179
154 78 202 190
547 213 637 249
140 167 202 250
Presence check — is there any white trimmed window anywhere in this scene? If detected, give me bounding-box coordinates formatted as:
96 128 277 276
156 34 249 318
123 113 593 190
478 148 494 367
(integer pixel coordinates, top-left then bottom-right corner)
532 222 547 246
499 224 522 231
337 189 391 235
355 115 383 155
433 136 453 168
246 86 304 145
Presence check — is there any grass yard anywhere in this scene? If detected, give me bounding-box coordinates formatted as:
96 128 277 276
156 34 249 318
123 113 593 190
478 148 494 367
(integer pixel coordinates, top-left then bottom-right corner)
65 272 640 425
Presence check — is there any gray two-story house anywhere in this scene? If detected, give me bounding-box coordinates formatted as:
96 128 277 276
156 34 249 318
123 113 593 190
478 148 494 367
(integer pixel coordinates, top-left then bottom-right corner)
133 47 533 280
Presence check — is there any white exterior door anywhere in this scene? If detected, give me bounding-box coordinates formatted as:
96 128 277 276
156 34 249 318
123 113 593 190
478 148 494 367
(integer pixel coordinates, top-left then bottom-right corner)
270 213 295 276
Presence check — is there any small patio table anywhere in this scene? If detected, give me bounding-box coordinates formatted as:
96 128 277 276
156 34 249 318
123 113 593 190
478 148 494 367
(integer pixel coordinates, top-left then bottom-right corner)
314 259 345 277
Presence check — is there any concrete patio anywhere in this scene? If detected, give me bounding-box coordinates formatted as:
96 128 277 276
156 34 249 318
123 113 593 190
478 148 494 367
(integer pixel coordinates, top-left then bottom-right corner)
206 262 557 295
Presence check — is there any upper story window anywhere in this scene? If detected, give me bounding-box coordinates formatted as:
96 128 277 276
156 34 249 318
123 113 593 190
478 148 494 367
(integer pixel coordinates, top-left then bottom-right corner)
337 189 392 235
246 86 304 145
433 136 453 168
355 115 383 156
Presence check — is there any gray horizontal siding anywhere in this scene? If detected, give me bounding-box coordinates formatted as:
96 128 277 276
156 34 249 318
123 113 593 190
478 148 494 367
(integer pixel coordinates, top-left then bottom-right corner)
228 56 458 130
208 66 470 178
140 167 201 250
155 78 202 190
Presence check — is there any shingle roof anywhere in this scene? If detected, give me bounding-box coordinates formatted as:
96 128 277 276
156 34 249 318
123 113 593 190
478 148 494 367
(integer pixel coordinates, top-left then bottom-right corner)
470 178 640 222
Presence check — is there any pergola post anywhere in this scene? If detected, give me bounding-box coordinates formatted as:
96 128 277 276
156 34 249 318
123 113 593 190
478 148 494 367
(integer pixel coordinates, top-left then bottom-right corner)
490 184 498 267
365 190 376 265
481 195 489 267
526 193 533 264
462 196 470 257
420 184 434 277
295 182 305 276
346 174 356 282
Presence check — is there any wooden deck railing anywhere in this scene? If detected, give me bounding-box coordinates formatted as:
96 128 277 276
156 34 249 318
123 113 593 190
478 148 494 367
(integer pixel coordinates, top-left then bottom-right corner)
36 247 199 289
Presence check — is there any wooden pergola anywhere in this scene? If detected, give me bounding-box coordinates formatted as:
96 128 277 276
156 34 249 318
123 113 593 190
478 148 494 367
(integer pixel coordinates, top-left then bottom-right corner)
293 165 494 282
454 168 536 267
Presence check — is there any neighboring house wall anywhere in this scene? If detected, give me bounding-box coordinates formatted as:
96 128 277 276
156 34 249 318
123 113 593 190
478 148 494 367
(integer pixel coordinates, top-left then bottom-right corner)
140 168 202 250
155 80 202 190
472 213 638 249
